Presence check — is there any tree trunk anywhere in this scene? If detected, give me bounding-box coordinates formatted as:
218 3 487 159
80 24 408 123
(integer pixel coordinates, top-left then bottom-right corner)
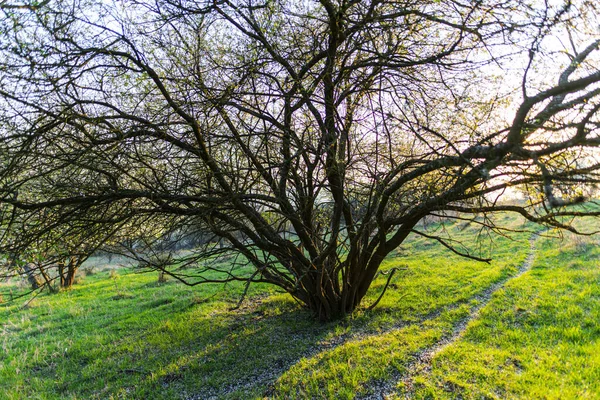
62 266 76 288
297 226 415 321
58 259 78 288
303 289 366 322
23 263 43 290
298 271 373 322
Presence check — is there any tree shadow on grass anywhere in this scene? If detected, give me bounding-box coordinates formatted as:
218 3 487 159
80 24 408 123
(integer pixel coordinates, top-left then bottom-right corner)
18 267 520 400
24 292 335 399
14 232 532 400
22 288 439 399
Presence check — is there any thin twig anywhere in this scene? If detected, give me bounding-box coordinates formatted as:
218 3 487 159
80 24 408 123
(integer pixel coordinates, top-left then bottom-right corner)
367 267 406 311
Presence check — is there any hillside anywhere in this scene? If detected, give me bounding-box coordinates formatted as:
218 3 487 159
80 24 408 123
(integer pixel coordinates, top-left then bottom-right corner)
1 211 599 399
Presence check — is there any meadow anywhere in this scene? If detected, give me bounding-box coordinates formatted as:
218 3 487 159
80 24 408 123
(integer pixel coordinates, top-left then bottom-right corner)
1 210 599 399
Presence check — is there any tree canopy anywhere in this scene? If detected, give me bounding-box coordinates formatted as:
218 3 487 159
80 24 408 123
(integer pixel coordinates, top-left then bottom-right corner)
0 0 599 320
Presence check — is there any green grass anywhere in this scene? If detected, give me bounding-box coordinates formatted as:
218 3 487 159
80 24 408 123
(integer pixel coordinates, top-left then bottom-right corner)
402 218 600 399
0 211 598 399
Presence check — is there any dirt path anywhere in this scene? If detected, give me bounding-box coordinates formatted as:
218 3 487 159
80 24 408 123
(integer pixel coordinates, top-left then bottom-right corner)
359 232 542 400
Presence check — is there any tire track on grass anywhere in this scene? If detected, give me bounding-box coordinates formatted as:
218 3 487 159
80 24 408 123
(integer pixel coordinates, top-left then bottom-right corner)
359 231 543 400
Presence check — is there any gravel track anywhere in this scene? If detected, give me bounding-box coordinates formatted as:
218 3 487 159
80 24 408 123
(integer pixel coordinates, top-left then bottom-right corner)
358 232 542 400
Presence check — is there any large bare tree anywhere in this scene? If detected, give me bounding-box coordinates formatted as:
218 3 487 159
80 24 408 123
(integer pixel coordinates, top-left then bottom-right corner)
0 0 599 320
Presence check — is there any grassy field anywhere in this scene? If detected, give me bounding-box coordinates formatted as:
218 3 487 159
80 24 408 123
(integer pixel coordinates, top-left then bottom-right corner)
1 210 599 399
